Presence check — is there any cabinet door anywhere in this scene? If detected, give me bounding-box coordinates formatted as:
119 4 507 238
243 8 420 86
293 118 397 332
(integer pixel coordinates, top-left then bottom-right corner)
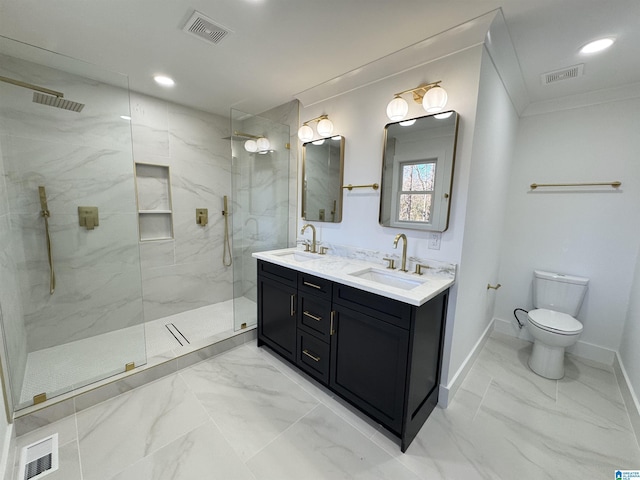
330 305 409 434
258 275 297 362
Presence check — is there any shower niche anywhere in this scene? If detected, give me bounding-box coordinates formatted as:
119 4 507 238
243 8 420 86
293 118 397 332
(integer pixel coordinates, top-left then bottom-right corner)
135 162 174 241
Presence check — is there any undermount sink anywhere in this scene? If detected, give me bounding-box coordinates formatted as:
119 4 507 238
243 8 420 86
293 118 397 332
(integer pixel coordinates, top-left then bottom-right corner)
272 250 317 263
349 268 426 290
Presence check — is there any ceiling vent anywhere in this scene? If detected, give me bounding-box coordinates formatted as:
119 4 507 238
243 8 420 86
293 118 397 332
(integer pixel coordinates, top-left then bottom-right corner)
541 64 584 85
182 11 232 45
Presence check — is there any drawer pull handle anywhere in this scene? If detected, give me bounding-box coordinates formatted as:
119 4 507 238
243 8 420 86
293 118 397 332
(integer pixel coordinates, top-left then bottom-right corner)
302 349 321 362
290 294 296 316
303 281 322 290
303 311 322 322
330 311 335 336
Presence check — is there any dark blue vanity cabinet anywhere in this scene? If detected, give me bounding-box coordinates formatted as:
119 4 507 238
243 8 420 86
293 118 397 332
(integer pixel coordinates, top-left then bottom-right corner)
257 260 449 452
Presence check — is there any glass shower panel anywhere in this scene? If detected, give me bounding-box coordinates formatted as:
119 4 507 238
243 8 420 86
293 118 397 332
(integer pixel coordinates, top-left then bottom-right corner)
0 36 145 410
231 109 290 331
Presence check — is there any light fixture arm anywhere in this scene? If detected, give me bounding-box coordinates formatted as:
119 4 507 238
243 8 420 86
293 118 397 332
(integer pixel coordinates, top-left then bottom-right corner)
301 114 329 126
392 81 442 104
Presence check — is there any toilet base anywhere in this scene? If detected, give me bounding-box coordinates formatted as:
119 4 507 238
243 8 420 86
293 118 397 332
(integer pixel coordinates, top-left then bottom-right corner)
528 340 566 379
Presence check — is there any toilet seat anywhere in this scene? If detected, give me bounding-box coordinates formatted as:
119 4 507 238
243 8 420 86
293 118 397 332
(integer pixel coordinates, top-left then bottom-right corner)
528 308 583 335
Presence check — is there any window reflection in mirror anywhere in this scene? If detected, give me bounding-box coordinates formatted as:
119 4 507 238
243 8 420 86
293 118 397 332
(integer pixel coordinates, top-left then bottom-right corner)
302 136 345 223
379 111 458 232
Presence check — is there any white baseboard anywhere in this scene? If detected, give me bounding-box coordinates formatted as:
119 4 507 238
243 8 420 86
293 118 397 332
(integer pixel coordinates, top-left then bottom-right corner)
614 353 640 448
493 317 615 365
438 319 494 408
0 424 13 480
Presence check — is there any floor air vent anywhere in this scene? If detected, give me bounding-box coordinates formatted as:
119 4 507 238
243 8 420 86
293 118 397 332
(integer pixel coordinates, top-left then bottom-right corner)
19 434 58 480
182 10 232 45
541 64 584 85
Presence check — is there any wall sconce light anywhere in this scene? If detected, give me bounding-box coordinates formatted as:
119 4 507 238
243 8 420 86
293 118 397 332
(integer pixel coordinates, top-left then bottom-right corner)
297 114 334 141
386 81 448 121
235 131 271 153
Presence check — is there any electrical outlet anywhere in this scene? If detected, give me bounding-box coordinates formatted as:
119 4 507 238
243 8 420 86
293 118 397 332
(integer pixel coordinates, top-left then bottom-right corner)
428 232 441 250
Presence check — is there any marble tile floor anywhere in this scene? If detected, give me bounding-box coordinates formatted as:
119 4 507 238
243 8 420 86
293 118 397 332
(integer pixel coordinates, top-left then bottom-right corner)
19 298 256 408
10 332 639 480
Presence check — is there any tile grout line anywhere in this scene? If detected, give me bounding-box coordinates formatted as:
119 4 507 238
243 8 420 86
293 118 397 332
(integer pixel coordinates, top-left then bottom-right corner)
243 402 323 465
472 375 494 423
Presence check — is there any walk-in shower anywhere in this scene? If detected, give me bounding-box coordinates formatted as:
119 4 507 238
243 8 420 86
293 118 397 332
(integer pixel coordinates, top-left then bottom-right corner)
0 36 291 416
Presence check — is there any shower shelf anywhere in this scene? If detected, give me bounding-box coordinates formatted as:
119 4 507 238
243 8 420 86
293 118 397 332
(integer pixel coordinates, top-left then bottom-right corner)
135 163 174 241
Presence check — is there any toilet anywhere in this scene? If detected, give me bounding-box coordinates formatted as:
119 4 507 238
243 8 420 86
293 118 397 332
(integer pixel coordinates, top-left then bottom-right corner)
526 270 588 379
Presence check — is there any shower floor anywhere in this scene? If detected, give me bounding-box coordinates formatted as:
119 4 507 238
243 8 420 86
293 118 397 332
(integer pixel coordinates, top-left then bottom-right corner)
18 297 256 408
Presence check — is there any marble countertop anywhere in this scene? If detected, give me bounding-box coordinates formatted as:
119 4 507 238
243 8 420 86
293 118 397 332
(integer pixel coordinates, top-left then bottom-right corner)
252 247 456 306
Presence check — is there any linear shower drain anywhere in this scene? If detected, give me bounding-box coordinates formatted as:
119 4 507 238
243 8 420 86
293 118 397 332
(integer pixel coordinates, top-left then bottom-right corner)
19 433 58 480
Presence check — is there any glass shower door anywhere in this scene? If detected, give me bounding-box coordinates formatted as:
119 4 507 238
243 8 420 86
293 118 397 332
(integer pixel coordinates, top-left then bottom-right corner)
0 36 146 411
230 109 290 331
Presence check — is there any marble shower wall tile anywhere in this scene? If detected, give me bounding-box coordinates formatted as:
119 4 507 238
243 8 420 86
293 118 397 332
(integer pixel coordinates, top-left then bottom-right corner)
129 92 234 321
0 54 132 152
1 135 137 215
11 213 144 351
0 214 28 400
130 92 170 159
141 260 233 322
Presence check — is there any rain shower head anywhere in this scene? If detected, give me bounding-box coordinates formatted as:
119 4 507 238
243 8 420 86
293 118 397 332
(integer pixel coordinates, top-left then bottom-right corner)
0 75 85 113
32 92 85 112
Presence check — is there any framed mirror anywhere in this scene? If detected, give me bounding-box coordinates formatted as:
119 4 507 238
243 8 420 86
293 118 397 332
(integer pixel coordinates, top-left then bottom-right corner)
379 111 458 232
302 136 345 222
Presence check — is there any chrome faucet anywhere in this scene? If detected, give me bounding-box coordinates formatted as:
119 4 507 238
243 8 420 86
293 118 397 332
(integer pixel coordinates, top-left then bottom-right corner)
300 224 317 253
393 233 408 272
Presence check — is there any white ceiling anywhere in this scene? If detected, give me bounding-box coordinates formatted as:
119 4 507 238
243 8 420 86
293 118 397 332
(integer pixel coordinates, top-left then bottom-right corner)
1 0 639 116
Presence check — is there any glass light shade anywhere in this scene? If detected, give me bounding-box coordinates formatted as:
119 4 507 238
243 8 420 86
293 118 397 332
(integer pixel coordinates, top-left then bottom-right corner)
317 118 334 137
256 137 270 151
434 111 453 120
244 139 258 152
423 86 448 113
298 124 314 141
386 96 409 121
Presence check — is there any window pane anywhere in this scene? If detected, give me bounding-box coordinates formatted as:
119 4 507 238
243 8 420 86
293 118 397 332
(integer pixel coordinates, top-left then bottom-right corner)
401 162 435 192
399 194 432 222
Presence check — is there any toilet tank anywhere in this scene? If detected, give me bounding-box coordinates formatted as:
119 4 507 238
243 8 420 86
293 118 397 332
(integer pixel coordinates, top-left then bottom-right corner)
533 270 588 316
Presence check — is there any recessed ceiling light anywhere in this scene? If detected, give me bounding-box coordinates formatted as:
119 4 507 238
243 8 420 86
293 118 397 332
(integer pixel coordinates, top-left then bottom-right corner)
153 75 175 87
120 115 131 121
580 38 615 54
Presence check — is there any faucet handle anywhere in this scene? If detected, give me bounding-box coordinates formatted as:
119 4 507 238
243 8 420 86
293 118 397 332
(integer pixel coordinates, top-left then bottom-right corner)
413 264 430 275
319 246 329 255
383 257 396 269
302 241 311 252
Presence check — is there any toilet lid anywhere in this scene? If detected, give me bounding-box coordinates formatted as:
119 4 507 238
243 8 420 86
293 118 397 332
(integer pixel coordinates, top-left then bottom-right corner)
528 308 583 334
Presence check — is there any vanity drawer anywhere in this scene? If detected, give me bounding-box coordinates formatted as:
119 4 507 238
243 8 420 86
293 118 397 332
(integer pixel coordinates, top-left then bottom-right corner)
333 283 412 330
298 272 332 300
298 294 332 342
296 331 330 384
258 260 297 287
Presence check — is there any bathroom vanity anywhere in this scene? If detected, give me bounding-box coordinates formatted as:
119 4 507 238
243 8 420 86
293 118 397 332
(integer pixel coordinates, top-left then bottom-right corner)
253 248 455 452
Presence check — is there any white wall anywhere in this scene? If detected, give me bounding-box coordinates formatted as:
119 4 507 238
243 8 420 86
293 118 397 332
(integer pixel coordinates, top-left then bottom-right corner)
297 45 483 263
442 48 519 388
495 97 640 362
619 243 640 415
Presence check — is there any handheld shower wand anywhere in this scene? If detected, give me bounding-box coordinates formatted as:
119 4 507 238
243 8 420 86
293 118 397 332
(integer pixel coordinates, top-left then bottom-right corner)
39 186 56 295
222 195 232 267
